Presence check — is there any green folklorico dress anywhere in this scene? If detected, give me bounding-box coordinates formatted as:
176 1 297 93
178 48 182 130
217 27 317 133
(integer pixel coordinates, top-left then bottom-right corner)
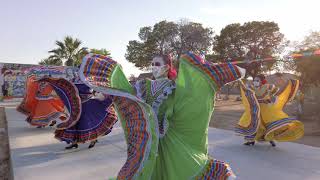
79 52 243 180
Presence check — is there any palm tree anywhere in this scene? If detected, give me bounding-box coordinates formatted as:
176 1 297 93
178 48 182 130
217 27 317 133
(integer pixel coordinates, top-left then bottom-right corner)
90 48 112 57
39 57 62 66
48 36 88 67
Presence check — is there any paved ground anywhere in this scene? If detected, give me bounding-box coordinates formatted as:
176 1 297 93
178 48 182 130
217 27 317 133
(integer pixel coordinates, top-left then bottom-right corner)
0 107 13 180
5 105 320 180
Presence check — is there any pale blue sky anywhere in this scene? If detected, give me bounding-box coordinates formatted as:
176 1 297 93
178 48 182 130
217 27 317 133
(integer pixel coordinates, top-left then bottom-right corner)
0 0 319 76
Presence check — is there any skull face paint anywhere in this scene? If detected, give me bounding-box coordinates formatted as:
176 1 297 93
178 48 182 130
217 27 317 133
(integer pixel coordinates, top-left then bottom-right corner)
253 77 261 88
151 56 169 79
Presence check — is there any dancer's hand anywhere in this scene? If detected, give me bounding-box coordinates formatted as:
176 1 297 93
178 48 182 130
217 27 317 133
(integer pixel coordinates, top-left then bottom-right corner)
235 65 246 79
94 92 106 101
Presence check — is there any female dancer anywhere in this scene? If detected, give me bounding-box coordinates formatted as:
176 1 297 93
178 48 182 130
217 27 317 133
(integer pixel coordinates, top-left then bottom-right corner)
78 52 245 179
17 75 66 128
236 74 304 146
39 77 117 149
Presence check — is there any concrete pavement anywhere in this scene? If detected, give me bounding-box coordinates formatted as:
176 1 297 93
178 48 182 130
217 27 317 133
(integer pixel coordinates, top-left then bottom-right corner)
5 106 320 180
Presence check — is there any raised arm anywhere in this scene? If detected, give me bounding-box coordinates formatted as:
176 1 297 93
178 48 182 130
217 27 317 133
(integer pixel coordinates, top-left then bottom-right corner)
179 52 245 92
78 54 159 179
79 54 135 97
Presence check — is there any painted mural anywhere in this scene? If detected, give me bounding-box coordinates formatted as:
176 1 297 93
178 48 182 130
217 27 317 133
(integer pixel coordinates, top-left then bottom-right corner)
0 63 78 100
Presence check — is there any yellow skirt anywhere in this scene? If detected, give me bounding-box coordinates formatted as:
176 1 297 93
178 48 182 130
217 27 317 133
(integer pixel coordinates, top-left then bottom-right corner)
237 80 304 142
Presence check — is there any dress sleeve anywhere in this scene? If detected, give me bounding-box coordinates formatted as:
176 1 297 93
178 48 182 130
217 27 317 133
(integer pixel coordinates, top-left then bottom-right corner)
179 52 244 91
171 52 244 154
78 54 159 179
235 81 261 137
79 54 135 96
274 79 300 108
165 52 239 179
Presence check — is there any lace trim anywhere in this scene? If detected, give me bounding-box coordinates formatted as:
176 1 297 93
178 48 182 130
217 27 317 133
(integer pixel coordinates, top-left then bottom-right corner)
136 79 176 138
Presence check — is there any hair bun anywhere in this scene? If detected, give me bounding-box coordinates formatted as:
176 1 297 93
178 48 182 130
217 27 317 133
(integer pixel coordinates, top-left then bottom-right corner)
168 67 177 80
261 79 267 85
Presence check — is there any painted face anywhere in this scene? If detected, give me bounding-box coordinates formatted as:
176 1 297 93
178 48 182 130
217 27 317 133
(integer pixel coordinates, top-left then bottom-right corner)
66 69 74 78
151 56 169 79
67 69 73 75
253 77 261 87
276 76 285 85
39 82 47 91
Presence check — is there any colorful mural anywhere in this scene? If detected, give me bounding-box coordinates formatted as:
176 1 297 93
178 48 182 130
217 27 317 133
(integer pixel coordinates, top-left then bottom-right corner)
0 63 78 100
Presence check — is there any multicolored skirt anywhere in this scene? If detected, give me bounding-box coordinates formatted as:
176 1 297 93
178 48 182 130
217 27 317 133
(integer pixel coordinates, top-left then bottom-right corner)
54 95 117 144
26 97 66 126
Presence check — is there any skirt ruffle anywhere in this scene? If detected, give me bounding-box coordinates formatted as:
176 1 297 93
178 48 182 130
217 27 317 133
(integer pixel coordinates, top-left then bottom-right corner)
55 98 117 144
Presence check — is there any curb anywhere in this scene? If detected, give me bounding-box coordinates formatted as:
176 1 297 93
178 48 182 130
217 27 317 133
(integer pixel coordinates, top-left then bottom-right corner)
0 107 14 180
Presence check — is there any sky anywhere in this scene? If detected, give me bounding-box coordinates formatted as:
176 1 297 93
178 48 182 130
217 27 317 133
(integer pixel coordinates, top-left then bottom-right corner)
0 0 319 76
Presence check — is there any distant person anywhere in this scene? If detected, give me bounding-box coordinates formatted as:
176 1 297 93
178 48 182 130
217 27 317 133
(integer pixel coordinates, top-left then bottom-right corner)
2 81 9 97
39 77 117 150
275 72 287 90
16 75 67 128
296 83 304 117
236 74 304 147
65 68 75 81
71 71 81 83
0 65 4 100
216 90 222 100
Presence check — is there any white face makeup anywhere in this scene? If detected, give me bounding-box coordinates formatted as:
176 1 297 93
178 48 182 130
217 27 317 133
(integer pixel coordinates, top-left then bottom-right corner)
253 77 261 88
151 56 169 79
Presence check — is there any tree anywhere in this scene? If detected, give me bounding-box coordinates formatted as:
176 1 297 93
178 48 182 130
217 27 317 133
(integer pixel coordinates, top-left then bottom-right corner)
292 31 320 90
125 20 213 69
212 21 285 78
285 32 320 119
295 55 320 89
128 74 137 82
40 37 113 67
38 57 62 66
47 36 88 67
174 20 213 59
297 31 320 50
212 23 245 61
90 48 112 57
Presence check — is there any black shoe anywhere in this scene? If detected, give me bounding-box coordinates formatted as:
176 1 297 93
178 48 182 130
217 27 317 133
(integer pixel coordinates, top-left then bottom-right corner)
244 141 255 146
270 141 276 147
65 144 78 150
49 121 56 127
88 140 98 149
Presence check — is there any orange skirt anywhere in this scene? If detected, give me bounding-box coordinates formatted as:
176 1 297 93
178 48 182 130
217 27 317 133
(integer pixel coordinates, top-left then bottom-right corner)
27 97 66 126
18 76 67 127
17 75 39 116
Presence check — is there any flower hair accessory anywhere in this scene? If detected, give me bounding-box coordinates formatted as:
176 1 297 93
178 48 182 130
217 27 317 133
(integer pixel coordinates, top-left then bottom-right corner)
167 54 177 80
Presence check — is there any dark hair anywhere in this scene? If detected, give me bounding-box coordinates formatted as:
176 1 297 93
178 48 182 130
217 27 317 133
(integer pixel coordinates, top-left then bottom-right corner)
255 74 265 81
255 74 267 85
275 72 283 77
153 54 171 65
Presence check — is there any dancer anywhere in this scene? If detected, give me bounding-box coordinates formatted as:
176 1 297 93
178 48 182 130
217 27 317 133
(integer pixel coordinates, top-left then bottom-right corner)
236 74 304 147
17 75 67 128
79 52 245 179
17 75 38 116
296 84 304 118
39 77 117 149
